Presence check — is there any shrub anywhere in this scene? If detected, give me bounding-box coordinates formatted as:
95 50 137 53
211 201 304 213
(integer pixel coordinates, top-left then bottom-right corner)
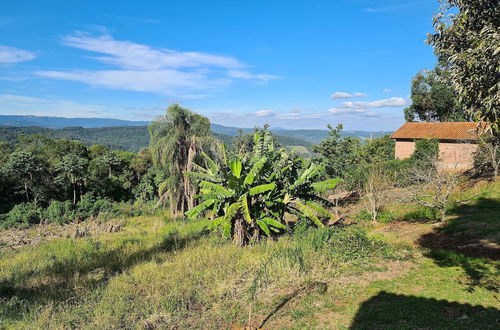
1 203 42 228
44 200 75 224
297 226 398 263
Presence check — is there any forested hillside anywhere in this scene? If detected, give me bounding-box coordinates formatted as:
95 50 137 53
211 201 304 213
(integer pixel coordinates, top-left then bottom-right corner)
0 125 314 155
0 115 392 145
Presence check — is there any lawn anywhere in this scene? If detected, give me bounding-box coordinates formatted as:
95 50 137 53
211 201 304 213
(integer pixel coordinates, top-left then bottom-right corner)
0 181 498 329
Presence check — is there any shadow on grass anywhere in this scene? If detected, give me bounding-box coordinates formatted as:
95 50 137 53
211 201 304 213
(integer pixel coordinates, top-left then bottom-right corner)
349 291 499 329
0 227 209 319
417 197 500 292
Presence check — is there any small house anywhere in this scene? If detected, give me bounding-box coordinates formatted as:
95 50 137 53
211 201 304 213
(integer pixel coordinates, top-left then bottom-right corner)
390 122 487 171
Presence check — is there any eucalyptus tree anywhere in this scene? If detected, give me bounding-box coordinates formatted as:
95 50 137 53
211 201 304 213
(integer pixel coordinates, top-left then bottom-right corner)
404 64 466 122
149 104 214 215
185 130 340 246
4 151 45 204
56 154 88 203
428 0 499 131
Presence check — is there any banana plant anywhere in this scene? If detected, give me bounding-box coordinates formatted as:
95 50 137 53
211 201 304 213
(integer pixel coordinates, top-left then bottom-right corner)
185 130 341 246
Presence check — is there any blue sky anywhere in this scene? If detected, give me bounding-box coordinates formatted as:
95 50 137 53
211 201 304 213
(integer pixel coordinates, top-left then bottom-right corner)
0 0 439 130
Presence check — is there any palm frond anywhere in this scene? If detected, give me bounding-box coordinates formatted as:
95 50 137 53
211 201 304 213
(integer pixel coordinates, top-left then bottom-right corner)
249 182 276 196
185 199 215 218
240 194 252 223
183 171 219 182
311 178 343 193
256 219 270 235
244 156 267 185
199 181 234 197
262 216 286 229
305 201 334 219
230 158 242 178
295 201 325 228
201 152 219 174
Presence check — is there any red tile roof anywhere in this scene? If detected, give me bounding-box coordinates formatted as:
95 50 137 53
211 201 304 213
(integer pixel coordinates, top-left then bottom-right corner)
390 122 487 141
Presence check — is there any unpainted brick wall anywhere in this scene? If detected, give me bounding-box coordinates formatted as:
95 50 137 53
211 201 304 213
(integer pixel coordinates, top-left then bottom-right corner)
394 139 478 172
395 140 416 159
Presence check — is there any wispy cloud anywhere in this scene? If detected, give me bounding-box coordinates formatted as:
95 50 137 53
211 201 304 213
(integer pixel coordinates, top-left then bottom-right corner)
383 88 391 93
102 15 160 24
0 45 36 64
328 97 408 115
0 94 110 117
330 91 367 100
228 70 279 83
203 107 403 130
35 31 276 96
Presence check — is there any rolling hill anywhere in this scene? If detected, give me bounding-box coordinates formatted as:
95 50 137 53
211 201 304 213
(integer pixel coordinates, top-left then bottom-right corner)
0 115 393 144
0 125 314 155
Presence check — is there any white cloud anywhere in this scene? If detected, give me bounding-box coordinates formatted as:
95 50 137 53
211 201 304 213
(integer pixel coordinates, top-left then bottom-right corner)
228 70 279 82
0 94 110 117
0 45 36 63
36 69 228 94
328 108 368 115
35 32 276 96
202 107 404 130
254 109 275 117
62 32 243 70
340 97 408 109
383 88 391 93
330 92 367 100
328 97 408 116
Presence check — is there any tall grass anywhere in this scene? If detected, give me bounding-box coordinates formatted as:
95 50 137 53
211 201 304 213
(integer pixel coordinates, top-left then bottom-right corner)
0 216 412 328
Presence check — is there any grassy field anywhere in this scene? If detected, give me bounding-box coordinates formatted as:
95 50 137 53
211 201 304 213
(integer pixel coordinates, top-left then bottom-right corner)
0 182 499 329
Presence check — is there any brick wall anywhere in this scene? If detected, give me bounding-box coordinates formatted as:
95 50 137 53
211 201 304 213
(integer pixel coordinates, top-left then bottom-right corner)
394 139 478 172
395 140 416 159
438 142 478 172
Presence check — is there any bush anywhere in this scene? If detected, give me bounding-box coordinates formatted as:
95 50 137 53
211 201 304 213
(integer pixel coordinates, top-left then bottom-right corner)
1 203 43 228
44 200 75 224
297 226 398 263
75 193 114 220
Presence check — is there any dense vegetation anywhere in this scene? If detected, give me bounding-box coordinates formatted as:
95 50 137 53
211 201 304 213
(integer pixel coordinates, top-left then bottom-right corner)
0 135 162 227
0 125 314 155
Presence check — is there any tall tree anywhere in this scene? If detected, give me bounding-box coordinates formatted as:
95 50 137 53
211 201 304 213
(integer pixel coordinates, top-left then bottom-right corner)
313 124 361 183
56 154 88 204
427 0 499 131
149 104 213 215
404 64 466 122
4 152 45 204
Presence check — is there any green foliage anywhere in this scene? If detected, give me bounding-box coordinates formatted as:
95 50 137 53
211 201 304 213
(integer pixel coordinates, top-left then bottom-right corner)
45 200 75 224
313 124 361 182
411 138 439 169
149 104 214 215
1 203 43 229
185 130 339 245
404 65 466 122
0 133 162 226
428 0 499 131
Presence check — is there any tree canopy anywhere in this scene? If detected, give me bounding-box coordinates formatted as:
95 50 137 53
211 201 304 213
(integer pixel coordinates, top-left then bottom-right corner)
404 64 466 122
427 0 499 131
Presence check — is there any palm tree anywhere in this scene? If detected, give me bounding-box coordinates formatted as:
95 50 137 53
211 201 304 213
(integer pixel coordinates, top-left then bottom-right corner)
149 104 214 215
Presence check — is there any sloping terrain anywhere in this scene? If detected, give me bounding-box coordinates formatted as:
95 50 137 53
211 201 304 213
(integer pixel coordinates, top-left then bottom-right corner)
0 181 498 328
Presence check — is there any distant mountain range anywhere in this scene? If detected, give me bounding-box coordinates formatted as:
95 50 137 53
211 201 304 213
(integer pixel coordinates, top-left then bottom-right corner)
0 115 393 144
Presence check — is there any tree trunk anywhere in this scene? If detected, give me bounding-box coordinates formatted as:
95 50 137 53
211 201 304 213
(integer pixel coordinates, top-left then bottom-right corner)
24 182 30 202
73 181 77 204
233 217 247 247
